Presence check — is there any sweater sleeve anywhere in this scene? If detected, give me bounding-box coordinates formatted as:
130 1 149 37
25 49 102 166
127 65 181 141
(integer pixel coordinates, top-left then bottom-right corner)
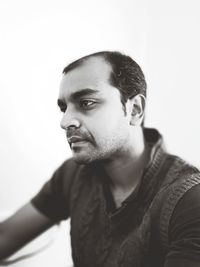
164 183 200 266
31 158 78 222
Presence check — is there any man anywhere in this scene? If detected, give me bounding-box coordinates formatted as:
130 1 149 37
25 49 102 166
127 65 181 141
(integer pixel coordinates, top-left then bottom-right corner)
0 51 200 267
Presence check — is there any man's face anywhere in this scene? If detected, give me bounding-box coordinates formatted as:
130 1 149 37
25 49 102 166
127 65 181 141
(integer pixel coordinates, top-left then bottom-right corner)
58 56 132 164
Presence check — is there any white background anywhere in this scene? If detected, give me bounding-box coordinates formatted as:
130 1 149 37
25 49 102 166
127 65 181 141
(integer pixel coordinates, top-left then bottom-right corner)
0 0 200 266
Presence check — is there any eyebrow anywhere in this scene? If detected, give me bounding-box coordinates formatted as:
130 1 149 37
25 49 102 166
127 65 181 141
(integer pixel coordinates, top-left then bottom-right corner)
71 88 100 100
57 88 100 108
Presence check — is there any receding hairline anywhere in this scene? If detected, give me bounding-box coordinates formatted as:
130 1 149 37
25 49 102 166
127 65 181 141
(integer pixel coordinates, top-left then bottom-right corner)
62 53 113 76
62 50 147 100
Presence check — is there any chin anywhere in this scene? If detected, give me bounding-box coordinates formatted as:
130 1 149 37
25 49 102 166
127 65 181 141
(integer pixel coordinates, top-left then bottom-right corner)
71 147 111 165
72 153 95 165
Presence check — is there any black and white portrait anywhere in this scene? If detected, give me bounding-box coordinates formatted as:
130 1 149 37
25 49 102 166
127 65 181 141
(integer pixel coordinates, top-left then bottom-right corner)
0 1 200 267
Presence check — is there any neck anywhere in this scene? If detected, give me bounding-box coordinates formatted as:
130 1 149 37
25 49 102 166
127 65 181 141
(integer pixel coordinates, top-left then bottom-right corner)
101 127 150 191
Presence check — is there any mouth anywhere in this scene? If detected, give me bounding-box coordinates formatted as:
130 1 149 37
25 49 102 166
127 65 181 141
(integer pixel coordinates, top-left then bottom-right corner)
67 136 89 147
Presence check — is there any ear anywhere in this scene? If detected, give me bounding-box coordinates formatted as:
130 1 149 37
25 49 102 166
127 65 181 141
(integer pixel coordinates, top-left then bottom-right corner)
129 94 146 126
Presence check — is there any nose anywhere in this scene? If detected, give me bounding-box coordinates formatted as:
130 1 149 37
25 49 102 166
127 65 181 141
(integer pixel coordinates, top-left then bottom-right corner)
60 111 81 130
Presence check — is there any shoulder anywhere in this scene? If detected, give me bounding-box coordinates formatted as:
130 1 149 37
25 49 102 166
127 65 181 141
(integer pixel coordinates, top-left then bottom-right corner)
165 181 200 263
152 153 200 200
152 154 200 215
52 158 87 186
55 157 80 176
168 158 200 231
170 183 200 234
157 155 200 248
160 152 200 208
56 157 94 177
149 154 200 243
55 158 98 199
33 158 89 200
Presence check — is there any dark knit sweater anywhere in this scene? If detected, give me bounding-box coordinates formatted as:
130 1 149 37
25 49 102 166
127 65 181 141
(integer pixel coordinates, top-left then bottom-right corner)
31 128 200 267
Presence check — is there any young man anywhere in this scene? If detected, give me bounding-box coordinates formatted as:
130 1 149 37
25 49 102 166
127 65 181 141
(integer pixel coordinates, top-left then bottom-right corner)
0 51 200 267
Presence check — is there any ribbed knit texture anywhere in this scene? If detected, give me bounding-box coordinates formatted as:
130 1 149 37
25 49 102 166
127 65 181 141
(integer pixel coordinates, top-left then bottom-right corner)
159 168 200 251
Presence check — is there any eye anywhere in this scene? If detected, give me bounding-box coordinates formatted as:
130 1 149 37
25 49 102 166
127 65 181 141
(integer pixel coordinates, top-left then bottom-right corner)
80 99 95 109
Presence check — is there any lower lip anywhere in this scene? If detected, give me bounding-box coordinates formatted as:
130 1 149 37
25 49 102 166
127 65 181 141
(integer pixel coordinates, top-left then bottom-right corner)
71 140 88 148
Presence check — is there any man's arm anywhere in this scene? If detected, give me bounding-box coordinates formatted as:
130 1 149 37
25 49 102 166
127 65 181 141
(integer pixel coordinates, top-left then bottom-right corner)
0 202 54 260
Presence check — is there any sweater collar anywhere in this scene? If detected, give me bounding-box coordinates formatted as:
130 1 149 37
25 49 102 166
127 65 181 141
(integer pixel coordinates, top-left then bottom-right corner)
122 127 167 205
97 128 167 213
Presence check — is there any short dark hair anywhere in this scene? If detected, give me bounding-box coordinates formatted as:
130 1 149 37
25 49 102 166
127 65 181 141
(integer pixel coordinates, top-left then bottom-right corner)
62 51 147 112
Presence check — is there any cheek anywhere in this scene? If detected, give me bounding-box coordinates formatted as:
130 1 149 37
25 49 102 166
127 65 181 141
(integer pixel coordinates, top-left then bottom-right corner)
82 97 129 135
97 105 125 126
87 111 128 141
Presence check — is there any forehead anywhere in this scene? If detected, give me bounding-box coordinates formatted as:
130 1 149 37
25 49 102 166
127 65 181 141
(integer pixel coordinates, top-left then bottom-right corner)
59 57 114 98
